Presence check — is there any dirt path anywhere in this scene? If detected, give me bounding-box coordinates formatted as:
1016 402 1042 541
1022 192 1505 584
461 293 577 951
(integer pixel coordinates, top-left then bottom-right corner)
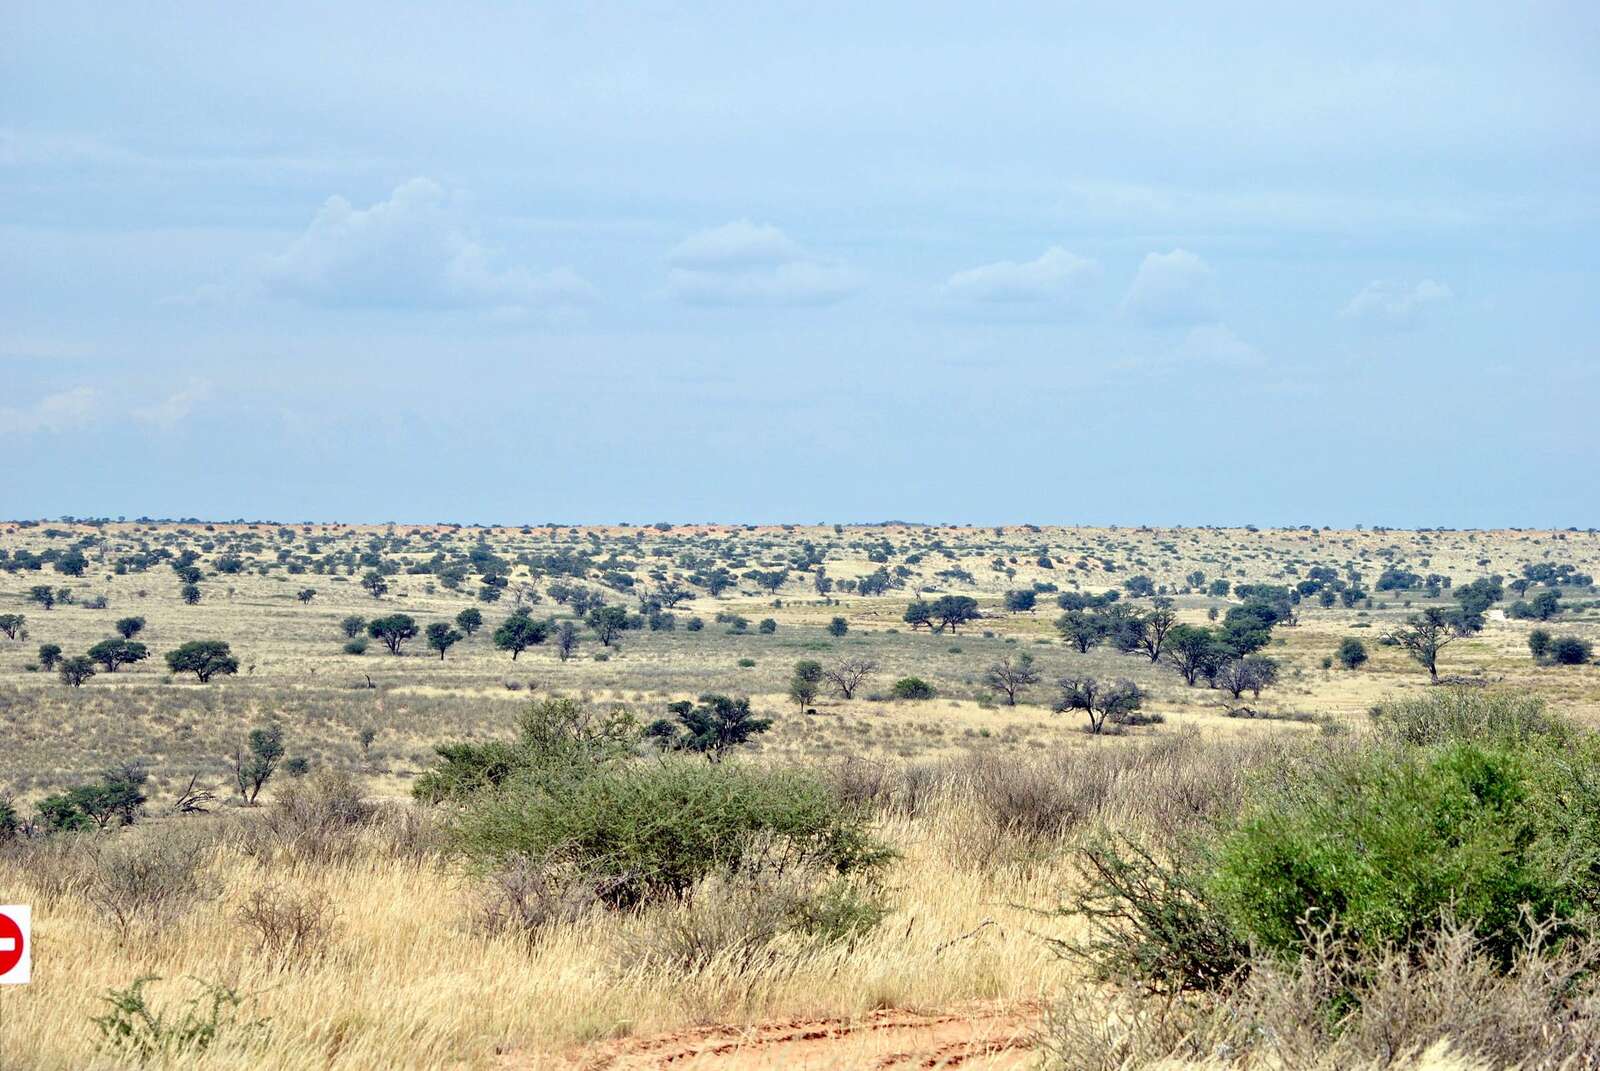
540 1002 1044 1070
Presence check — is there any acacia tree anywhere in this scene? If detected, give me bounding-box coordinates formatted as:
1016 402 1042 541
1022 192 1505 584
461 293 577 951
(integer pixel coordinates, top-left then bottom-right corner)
114 616 145 639
903 600 933 631
1136 604 1177 662
493 610 551 660
788 659 823 711
929 595 980 634
367 614 419 655
0 614 25 640
1163 624 1220 686
28 585 55 610
231 724 284 804
655 694 772 761
984 653 1041 706
87 638 148 673
454 607 483 637
426 622 463 660
1055 610 1105 653
165 640 240 682
1052 676 1143 734
361 571 389 598
824 657 878 699
653 581 691 609
587 605 629 647
555 620 579 662
59 655 96 687
1386 607 1473 682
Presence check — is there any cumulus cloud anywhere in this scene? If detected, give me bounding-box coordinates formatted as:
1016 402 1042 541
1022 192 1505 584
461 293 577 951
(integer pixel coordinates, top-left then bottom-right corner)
1175 323 1263 367
943 246 1100 306
0 386 102 436
134 381 213 430
667 221 854 307
1340 279 1453 329
1121 248 1217 326
261 178 594 311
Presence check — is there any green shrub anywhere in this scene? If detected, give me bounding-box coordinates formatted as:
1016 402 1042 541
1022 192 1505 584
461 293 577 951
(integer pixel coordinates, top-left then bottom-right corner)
1551 635 1593 665
450 759 890 907
413 697 637 803
892 676 936 700
92 975 269 1061
1210 739 1594 967
1367 689 1566 748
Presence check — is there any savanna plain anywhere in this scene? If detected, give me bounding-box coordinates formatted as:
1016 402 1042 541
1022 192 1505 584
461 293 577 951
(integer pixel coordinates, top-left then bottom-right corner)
2 520 1599 1070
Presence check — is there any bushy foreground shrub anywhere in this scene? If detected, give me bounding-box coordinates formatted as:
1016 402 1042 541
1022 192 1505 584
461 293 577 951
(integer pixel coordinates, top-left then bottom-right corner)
1059 691 1600 1032
451 759 890 907
421 696 891 910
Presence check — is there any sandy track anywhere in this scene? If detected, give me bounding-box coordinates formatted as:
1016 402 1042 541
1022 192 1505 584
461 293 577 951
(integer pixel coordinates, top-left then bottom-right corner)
535 1002 1043 1070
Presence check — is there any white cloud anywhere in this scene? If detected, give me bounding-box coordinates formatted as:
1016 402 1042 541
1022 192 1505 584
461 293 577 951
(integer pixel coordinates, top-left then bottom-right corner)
133 381 213 430
667 221 854 307
1175 323 1263 367
1340 279 1453 329
260 178 594 311
1121 248 1216 326
943 246 1100 305
0 386 102 436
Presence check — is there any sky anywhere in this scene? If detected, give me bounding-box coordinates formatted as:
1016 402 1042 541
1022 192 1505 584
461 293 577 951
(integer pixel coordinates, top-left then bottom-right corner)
2 2 1597 527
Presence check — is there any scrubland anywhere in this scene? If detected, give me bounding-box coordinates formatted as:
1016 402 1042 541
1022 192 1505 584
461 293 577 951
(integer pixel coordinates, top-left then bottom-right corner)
2 520 1599 1069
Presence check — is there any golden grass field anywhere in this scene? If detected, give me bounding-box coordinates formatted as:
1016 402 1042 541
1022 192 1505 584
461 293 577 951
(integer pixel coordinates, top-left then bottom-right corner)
2 521 1599 1069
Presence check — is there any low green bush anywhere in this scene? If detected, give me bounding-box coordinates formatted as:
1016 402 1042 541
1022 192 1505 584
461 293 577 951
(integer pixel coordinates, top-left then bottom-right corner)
451 758 890 907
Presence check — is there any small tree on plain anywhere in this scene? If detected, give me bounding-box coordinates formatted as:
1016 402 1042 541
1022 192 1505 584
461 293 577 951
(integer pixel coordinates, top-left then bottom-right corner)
361 572 389 598
0 614 24 640
788 659 823 711
1052 676 1143 734
29 585 56 610
165 640 240 682
426 622 463 660
180 583 202 605
59 655 96 687
114 616 145 639
555 620 579 662
587 605 630 647
824 657 878 699
1385 607 1473 682
826 616 849 637
232 724 285 804
38 642 62 670
1337 637 1368 670
367 614 419 655
87 638 149 673
493 610 551 660
340 615 367 639
984 653 1041 705
455 607 483 637
297 588 317 603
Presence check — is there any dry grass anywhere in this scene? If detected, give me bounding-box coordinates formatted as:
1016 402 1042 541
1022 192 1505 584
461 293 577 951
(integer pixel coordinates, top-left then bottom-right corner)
3 521 1600 1068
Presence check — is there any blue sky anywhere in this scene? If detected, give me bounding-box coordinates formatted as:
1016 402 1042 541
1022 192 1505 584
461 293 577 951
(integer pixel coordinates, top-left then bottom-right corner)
3 3 1596 526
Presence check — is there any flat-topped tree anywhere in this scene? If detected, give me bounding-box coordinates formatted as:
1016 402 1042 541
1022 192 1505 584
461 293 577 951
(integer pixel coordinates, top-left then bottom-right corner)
929 595 980 634
114 616 145 639
87 638 148 673
165 640 240 682
367 614 419 655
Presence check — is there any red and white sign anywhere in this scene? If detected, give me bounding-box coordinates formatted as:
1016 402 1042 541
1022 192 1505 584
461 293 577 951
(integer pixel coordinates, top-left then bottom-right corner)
0 905 30 984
